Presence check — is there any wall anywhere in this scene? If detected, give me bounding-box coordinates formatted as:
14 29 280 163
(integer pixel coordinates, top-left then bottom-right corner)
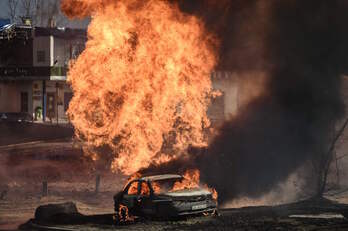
33 36 51 67
46 80 72 120
0 38 33 67
211 71 238 120
209 71 267 125
0 81 32 114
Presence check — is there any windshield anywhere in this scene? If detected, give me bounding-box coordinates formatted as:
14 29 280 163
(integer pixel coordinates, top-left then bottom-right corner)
151 177 199 194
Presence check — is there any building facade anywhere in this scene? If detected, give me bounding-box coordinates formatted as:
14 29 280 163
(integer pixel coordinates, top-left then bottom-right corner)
0 23 86 122
0 22 255 125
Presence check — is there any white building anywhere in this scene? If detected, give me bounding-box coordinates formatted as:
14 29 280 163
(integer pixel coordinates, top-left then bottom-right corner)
0 24 86 122
209 70 267 125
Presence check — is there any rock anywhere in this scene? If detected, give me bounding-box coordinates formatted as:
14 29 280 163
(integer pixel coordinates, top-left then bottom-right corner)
34 202 82 223
342 210 348 220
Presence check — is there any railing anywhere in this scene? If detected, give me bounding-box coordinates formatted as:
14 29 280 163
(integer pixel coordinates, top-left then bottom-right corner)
50 66 67 76
0 66 67 80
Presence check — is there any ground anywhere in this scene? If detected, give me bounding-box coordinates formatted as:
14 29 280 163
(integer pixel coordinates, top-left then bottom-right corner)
1 122 348 230
17 202 348 231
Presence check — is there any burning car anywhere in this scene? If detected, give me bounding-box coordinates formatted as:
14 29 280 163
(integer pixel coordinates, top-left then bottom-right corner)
114 174 217 220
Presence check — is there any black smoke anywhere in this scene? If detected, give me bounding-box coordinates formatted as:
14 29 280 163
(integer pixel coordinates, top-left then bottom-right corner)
141 0 348 203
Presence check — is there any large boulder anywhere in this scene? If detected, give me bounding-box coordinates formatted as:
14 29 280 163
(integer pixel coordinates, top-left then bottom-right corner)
34 202 83 224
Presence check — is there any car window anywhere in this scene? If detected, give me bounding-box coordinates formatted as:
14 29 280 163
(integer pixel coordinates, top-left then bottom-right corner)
151 178 181 194
127 181 138 195
140 182 150 196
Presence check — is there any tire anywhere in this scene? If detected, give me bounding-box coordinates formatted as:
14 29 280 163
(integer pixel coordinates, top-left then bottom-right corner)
114 203 129 223
119 205 128 221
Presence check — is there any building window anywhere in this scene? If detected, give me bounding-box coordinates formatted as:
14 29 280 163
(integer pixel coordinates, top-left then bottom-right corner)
37 50 46 63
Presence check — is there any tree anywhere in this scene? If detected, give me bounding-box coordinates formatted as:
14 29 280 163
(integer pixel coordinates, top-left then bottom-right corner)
7 0 88 27
7 0 19 22
315 117 348 198
37 0 61 27
6 0 63 26
20 0 34 17
30 0 64 27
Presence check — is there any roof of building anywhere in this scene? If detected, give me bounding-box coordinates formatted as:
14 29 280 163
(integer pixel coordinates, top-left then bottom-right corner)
0 24 86 40
0 23 32 40
34 27 86 39
140 174 183 182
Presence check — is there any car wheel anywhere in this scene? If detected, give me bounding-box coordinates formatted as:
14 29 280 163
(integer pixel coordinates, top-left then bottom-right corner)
203 209 219 217
212 209 219 216
119 205 128 220
114 203 130 223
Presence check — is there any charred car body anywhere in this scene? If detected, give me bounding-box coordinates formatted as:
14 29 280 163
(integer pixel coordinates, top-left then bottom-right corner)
114 174 217 219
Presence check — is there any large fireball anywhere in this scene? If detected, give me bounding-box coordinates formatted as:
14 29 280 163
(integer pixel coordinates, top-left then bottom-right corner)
62 0 217 175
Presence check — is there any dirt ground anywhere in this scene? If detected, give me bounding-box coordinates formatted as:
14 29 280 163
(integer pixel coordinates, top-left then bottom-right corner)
46 214 348 231
0 122 73 146
0 136 125 230
1 123 348 230
17 199 348 231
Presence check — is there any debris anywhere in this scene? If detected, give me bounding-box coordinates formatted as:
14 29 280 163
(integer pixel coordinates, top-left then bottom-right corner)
34 202 81 223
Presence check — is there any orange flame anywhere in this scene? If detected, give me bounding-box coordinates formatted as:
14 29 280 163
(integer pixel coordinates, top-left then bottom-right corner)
124 172 141 195
118 204 134 222
207 185 218 200
176 169 218 200
151 169 218 200
62 0 217 175
171 169 200 191
151 181 162 194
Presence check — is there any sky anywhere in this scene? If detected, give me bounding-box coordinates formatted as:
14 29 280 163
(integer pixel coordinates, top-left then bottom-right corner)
0 1 8 19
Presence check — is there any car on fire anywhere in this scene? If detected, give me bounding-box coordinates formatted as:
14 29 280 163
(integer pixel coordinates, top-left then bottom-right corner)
113 174 217 220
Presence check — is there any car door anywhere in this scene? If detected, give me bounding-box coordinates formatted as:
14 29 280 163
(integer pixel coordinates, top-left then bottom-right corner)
138 181 155 215
122 180 140 213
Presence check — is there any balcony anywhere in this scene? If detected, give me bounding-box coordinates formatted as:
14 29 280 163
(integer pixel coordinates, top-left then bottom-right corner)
0 66 67 81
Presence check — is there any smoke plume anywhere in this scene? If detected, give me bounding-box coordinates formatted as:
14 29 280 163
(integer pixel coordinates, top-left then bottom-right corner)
142 0 348 203
62 0 348 203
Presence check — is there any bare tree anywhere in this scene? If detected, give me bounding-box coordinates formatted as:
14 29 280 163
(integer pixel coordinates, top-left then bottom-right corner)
7 0 19 22
45 0 60 27
8 0 87 27
33 0 64 27
315 117 348 198
20 0 34 17
34 0 43 26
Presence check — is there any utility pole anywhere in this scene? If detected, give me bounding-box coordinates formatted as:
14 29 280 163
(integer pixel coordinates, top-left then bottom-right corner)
56 82 59 125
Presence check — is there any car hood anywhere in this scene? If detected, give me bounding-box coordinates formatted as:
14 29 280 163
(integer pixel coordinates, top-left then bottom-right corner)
160 188 211 197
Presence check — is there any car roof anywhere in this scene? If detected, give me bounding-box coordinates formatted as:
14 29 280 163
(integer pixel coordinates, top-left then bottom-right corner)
140 174 182 181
